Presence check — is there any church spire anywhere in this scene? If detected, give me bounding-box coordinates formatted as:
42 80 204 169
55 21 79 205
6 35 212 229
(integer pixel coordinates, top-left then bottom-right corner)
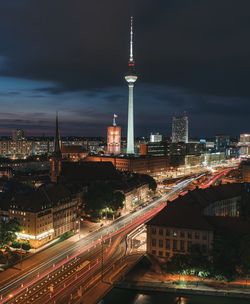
50 112 62 183
54 112 61 157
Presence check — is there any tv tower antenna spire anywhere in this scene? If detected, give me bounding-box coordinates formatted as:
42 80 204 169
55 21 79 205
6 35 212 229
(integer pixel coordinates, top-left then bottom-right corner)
129 16 134 62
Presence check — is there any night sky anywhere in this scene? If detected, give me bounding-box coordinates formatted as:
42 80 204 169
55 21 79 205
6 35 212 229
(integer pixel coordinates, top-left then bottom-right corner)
0 0 249 138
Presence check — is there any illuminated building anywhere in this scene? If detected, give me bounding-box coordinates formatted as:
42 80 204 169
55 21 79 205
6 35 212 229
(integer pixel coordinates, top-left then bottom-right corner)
172 114 188 143
32 140 54 155
147 142 166 157
12 129 25 141
107 114 121 155
61 145 87 161
125 17 137 154
150 133 162 143
7 184 80 248
139 143 148 156
215 135 230 152
238 133 250 156
85 154 182 175
242 161 250 182
147 183 249 260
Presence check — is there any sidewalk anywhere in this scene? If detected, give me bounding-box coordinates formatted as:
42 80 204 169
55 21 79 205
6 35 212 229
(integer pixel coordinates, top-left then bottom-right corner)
116 280 250 299
118 267 250 299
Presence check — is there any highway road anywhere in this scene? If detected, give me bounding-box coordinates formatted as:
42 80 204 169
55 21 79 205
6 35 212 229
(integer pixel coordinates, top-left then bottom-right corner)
0 176 197 304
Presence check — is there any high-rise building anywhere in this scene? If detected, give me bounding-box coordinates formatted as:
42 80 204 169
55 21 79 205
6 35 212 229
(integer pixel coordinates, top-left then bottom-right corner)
150 133 163 143
12 129 25 141
125 17 137 154
215 135 230 152
172 114 188 143
107 114 121 155
238 133 250 156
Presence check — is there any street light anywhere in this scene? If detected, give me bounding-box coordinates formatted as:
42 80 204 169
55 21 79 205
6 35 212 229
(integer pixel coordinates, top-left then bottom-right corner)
76 219 83 239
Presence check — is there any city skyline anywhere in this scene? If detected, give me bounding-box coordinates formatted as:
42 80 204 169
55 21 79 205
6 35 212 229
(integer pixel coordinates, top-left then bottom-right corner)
0 1 250 137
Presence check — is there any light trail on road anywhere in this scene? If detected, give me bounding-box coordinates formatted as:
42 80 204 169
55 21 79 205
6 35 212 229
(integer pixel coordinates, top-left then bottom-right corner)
0 177 195 304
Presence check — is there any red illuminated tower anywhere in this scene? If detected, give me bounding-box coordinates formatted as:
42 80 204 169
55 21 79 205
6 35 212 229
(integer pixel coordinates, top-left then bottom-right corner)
107 114 121 155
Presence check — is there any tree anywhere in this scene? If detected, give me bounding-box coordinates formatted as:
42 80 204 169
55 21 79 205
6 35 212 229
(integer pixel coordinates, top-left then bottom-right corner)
21 242 31 252
212 233 239 279
0 219 20 248
109 191 125 211
140 174 157 192
85 182 114 215
11 241 31 252
239 234 250 275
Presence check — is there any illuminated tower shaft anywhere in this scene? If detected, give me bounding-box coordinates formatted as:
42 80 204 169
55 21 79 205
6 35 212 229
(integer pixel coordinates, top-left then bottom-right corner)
126 79 136 154
125 16 137 154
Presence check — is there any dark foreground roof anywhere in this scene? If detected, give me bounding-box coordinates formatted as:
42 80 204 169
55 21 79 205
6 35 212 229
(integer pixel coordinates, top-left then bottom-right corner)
60 161 121 183
147 200 213 231
2 183 79 213
147 183 250 232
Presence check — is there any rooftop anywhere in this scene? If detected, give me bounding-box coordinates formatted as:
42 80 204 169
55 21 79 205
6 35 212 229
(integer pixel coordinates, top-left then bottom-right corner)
147 183 250 232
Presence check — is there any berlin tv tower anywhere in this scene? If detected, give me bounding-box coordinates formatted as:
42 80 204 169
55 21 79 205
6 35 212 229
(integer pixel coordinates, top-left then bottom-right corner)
125 16 137 154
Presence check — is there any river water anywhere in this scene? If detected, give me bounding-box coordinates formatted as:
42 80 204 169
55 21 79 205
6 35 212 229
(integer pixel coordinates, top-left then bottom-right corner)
100 288 249 304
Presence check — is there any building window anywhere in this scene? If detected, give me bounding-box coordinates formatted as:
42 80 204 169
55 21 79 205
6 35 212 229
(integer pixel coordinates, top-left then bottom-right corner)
152 239 156 247
158 251 163 257
195 232 200 240
166 229 170 236
202 233 207 240
180 231 185 238
159 228 163 236
173 240 177 251
152 250 156 255
152 227 156 235
166 239 170 250
159 240 163 248
180 240 185 252
187 241 192 252
188 232 192 239
202 245 207 253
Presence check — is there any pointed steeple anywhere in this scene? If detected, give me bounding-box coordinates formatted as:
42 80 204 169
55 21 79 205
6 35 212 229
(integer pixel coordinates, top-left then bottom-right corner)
50 112 62 183
54 112 61 157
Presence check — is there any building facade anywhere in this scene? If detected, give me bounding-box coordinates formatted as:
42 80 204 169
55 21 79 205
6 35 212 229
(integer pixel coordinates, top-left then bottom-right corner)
107 115 121 155
146 183 249 260
5 184 81 248
172 114 188 143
